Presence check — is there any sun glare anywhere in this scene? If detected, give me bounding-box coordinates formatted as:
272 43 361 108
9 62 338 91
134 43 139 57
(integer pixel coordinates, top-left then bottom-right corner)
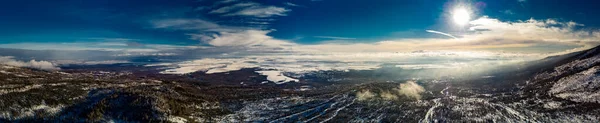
452 7 471 26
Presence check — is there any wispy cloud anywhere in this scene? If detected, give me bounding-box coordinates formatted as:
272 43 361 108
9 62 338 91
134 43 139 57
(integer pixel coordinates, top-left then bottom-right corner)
190 30 293 47
425 30 458 39
217 0 237 4
314 36 357 40
226 6 290 17
151 1 292 48
284 2 300 7
297 17 600 54
210 2 257 14
502 10 515 15
210 2 290 18
151 18 290 48
150 19 220 30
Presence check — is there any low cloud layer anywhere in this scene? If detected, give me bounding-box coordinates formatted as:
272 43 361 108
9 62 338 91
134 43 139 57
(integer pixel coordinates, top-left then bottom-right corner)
357 90 376 101
356 81 426 101
148 50 533 76
396 81 426 100
0 56 59 70
148 56 381 74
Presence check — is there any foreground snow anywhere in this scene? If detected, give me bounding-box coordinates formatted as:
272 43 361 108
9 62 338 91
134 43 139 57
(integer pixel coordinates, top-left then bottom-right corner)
549 66 600 103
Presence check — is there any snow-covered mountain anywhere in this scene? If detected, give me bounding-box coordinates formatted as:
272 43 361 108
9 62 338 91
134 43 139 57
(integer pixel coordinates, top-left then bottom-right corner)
3 45 600 122
522 45 600 111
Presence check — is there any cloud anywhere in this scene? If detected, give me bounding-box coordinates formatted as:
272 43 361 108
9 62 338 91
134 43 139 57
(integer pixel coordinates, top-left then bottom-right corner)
246 21 270 25
210 2 258 14
7 15 596 75
226 6 290 17
502 10 515 15
380 91 399 100
355 81 425 101
148 49 536 77
0 40 203 53
0 42 159 52
217 0 237 4
0 42 208 66
150 18 289 47
295 17 600 54
151 19 220 30
8 16 593 75
464 17 599 50
189 30 293 47
425 30 458 39
150 15 599 55
284 2 300 7
357 90 376 101
0 56 59 70
56 60 130 65
314 36 357 40
151 1 291 48
467 17 594 43
149 55 383 74
395 81 425 100
210 2 290 18
223 16 594 55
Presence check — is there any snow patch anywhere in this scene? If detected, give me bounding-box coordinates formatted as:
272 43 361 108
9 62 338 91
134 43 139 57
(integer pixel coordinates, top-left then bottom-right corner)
543 101 562 109
256 71 298 84
0 84 43 95
0 104 64 120
168 116 188 123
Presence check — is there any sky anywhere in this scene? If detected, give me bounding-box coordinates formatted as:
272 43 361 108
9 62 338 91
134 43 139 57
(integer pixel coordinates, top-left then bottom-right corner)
2 0 600 74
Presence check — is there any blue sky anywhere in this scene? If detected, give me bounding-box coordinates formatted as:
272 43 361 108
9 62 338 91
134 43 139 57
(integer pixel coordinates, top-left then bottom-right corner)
2 0 599 45
1 0 600 68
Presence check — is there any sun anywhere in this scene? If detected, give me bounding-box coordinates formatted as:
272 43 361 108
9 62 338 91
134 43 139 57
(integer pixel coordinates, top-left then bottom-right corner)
452 7 471 26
